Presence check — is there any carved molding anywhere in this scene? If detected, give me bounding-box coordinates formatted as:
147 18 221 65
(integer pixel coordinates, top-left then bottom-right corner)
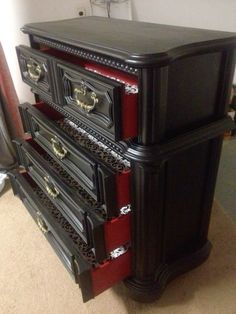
33 35 138 75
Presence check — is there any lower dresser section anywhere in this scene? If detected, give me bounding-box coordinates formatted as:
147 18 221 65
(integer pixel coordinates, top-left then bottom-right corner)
9 171 131 302
13 137 131 262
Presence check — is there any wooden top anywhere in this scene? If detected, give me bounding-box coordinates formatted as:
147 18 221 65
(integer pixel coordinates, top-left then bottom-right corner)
22 17 236 66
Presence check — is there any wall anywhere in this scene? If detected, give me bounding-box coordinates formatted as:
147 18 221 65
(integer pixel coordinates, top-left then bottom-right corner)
131 0 236 82
0 0 90 103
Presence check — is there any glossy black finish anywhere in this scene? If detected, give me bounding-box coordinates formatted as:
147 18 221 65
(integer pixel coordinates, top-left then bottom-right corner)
13 17 236 303
125 135 225 301
22 17 236 66
137 51 235 145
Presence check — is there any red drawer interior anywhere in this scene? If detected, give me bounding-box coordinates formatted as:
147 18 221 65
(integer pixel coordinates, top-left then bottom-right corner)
105 214 131 253
92 250 131 296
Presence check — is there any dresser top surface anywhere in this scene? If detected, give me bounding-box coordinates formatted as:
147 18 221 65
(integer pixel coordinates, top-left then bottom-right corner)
22 16 236 66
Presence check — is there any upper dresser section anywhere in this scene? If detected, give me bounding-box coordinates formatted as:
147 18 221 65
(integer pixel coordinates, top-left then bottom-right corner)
19 17 236 144
21 17 236 67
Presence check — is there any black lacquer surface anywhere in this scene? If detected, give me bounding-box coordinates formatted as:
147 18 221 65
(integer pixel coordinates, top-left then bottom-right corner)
10 16 236 303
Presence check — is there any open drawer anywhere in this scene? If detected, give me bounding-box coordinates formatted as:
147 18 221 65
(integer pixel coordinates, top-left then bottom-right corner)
9 171 131 302
16 45 138 141
19 101 131 218
14 138 131 262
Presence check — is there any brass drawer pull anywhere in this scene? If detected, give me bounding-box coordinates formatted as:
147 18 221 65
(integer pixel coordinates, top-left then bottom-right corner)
44 176 59 199
26 59 42 81
36 212 48 234
74 86 98 113
51 137 67 159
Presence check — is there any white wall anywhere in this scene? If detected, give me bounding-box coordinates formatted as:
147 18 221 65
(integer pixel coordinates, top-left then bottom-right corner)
131 0 236 82
0 0 90 103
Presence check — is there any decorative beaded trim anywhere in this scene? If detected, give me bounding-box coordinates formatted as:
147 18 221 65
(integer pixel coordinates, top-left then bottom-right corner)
33 35 138 75
38 94 128 155
66 119 130 169
56 118 131 172
85 68 138 94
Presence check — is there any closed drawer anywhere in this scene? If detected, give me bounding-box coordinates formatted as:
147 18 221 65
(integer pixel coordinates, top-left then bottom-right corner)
14 138 131 262
9 171 131 302
16 45 55 101
19 102 131 218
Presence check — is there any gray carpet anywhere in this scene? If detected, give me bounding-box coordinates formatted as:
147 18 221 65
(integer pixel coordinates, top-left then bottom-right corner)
215 136 236 221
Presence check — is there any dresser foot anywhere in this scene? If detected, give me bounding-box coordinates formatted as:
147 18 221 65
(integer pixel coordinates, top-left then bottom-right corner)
124 241 212 303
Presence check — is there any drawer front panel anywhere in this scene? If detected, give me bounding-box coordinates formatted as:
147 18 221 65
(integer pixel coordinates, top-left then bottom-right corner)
19 102 131 218
16 45 54 101
55 62 121 140
9 171 131 302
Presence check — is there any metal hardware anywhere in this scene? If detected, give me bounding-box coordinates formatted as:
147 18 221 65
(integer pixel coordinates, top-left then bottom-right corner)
51 137 67 159
110 246 128 259
74 86 98 113
36 212 48 234
120 204 131 215
73 258 80 275
26 59 42 81
44 176 59 199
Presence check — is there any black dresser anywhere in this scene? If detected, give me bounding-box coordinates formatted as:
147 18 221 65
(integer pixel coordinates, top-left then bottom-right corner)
9 17 236 302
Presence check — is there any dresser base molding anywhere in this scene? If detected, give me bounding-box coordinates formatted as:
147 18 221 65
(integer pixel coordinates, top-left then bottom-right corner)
124 240 212 303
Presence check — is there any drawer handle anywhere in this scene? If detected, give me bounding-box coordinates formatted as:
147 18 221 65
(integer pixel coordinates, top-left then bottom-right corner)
36 212 48 234
44 176 59 199
74 86 98 113
26 59 42 81
51 137 67 159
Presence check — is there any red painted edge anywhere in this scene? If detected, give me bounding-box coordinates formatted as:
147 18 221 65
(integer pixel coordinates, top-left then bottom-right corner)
92 250 131 296
104 214 131 253
116 170 131 209
121 92 138 139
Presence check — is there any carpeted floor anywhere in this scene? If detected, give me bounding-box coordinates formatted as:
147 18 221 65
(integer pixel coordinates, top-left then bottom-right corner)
0 182 236 314
215 136 236 222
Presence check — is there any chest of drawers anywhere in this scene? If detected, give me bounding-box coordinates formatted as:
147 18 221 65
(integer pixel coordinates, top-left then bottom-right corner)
9 17 236 302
